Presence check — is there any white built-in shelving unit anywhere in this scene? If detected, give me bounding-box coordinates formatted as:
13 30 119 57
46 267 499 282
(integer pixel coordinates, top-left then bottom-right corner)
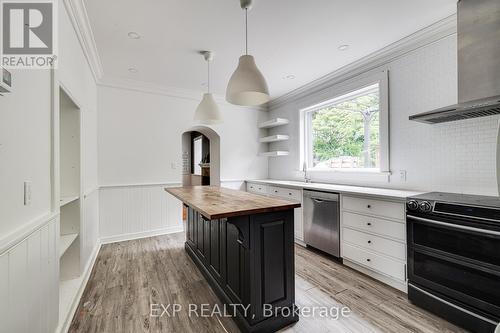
58 87 82 327
258 118 290 156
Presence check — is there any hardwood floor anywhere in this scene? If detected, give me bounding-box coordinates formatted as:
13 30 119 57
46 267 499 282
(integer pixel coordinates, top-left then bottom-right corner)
69 233 466 333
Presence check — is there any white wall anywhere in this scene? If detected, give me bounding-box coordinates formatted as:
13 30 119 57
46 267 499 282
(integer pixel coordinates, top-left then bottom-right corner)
268 34 499 196
97 84 268 239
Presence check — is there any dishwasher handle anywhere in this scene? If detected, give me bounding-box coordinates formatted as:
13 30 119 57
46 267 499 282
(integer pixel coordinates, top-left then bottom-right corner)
304 190 339 202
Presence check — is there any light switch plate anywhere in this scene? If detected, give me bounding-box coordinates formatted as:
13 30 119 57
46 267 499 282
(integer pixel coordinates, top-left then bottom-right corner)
24 181 32 205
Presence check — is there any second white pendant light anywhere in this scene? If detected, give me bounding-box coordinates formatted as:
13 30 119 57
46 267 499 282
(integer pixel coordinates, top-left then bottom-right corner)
226 0 270 106
194 51 223 124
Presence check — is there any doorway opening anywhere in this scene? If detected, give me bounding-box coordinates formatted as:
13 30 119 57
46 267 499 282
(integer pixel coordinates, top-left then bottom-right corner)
181 126 220 186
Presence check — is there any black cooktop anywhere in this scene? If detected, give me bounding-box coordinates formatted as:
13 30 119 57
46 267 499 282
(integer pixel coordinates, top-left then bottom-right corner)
409 192 500 209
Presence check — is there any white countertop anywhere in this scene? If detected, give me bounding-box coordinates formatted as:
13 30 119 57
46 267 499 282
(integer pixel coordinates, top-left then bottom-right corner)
246 179 424 200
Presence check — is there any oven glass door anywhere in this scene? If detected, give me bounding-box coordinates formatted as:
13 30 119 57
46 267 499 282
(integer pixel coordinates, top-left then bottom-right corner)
407 215 500 318
408 215 500 267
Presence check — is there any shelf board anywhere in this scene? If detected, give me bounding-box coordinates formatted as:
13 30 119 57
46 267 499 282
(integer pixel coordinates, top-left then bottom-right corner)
259 151 290 157
259 135 289 143
60 233 78 258
60 196 79 207
258 118 289 129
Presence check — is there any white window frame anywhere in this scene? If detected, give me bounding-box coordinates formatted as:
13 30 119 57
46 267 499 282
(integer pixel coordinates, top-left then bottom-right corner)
300 70 390 174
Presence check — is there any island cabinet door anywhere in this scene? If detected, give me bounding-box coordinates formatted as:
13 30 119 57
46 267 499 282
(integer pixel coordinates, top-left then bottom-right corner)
186 206 196 249
196 213 206 261
250 209 295 324
208 218 225 284
223 216 250 308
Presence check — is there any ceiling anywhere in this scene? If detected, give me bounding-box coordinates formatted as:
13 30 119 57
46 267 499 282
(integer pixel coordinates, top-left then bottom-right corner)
84 0 457 100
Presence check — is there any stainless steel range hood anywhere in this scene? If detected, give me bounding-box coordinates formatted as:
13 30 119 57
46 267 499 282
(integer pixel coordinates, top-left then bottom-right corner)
410 0 500 124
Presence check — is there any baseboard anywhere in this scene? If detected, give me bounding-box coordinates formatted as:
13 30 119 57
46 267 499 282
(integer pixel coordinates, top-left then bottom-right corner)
99 225 184 244
57 240 102 333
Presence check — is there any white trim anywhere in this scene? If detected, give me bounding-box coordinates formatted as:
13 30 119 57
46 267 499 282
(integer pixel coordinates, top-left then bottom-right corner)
56 241 102 333
99 226 184 245
62 0 104 81
269 14 457 110
83 186 99 198
0 212 59 255
97 78 267 111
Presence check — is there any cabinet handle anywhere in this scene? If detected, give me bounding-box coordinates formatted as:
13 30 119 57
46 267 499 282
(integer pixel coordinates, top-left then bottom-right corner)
275 190 278 193
367 222 372 226
367 240 372 244
366 258 371 262
367 205 371 209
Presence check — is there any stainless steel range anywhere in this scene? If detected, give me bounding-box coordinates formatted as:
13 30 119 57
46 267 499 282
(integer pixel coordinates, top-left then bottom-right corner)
406 192 500 332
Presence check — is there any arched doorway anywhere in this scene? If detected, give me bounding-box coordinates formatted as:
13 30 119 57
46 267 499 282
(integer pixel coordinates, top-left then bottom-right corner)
181 126 221 186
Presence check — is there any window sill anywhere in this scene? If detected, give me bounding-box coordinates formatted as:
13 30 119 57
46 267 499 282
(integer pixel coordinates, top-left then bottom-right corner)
307 168 390 175
306 168 391 184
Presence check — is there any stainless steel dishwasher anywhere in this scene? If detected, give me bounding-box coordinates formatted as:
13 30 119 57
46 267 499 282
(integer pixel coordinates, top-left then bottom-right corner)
303 190 340 257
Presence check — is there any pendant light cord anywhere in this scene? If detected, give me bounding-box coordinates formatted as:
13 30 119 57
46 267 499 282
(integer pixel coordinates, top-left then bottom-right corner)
245 8 248 55
207 60 210 93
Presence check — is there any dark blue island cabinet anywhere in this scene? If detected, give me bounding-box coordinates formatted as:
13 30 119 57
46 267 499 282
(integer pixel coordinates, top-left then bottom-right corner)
166 185 300 333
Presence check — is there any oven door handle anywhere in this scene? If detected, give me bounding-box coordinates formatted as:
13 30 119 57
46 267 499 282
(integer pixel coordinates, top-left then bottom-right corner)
407 215 500 236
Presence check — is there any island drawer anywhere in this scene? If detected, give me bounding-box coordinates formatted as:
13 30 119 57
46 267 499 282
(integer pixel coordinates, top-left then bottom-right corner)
343 243 406 281
342 211 405 241
342 195 405 221
343 227 405 261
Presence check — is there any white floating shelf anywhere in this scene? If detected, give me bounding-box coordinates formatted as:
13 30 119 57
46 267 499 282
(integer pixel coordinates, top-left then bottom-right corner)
259 135 289 143
260 151 290 157
258 118 289 129
60 196 79 207
60 233 78 258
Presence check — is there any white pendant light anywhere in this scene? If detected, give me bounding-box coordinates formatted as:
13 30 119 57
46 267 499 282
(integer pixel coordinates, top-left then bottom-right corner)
226 0 270 106
194 51 223 124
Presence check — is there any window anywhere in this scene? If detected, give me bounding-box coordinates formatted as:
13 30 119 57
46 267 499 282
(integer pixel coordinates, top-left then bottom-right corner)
302 73 389 173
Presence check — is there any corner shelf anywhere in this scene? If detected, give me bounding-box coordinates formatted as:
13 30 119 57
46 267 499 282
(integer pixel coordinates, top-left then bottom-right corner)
60 196 79 207
259 151 290 157
258 118 289 129
59 233 78 258
259 135 289 143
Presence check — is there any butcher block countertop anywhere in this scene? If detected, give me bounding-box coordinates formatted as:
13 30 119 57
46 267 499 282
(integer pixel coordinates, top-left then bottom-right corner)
165 186 301 220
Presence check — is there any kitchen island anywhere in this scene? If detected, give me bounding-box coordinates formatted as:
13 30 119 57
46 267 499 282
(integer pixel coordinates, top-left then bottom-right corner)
165 186 301 333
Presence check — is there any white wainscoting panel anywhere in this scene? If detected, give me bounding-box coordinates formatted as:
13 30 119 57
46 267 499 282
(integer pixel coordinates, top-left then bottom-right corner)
0 216 59 333
80 188 99 270
99 184 183 243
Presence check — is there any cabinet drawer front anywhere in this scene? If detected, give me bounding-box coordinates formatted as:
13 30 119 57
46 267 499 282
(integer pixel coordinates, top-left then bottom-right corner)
342 211 405 241
342 196 404 221
246 183 268 195
343 227 405 261
269 186 301 201
343 243 406 281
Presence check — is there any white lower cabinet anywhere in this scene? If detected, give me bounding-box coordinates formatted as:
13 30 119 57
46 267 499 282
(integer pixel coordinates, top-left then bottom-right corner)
341 194 407 292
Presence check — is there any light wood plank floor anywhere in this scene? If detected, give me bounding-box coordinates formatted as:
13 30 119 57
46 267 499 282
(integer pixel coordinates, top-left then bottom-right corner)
69 233 466 333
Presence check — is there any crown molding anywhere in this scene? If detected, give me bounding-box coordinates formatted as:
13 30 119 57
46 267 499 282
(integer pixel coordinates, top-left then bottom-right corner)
97 77 267 111
268 14 457 110
63 0 104 81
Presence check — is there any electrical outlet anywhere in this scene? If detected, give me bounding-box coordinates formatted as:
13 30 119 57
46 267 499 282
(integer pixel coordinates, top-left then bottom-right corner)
24 181 32 205
399 170 407 182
